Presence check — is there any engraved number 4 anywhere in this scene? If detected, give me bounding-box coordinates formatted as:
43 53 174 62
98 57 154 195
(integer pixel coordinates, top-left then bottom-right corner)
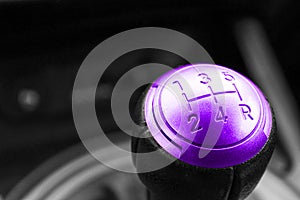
215 106 228 123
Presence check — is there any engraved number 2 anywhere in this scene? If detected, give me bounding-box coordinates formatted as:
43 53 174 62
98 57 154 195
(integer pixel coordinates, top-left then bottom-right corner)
188 114 203 133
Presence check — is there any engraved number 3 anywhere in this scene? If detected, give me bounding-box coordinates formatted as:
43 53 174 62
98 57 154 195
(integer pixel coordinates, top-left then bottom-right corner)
198 73 211 84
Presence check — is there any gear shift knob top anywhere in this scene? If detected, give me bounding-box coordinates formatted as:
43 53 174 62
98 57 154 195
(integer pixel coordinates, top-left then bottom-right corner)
134 64 276 200
144 64 273 168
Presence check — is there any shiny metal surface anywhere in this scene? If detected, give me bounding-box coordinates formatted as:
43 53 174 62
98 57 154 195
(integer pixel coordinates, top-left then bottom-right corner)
144 64 272 168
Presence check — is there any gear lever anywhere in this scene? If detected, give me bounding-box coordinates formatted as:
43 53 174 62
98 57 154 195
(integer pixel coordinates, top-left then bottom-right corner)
132 64 276 200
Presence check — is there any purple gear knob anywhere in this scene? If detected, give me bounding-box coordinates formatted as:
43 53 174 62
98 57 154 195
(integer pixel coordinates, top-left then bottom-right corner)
144 64 272 168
